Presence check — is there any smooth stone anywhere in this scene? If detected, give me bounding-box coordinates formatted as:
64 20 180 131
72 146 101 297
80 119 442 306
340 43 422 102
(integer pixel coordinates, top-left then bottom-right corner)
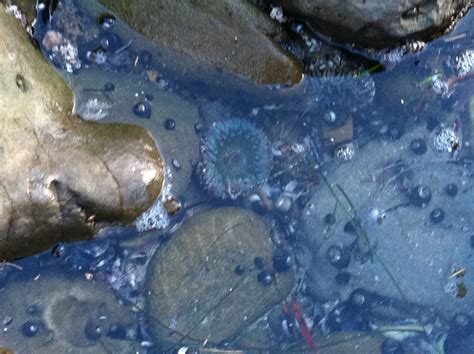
301 124 474 318
98 0 303 85
0 7 164 260
269 0 469 48
146 207 294 347
0 272 139 353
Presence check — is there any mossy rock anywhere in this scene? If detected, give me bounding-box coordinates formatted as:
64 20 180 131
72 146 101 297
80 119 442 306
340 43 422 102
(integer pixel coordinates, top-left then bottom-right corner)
146 207 294 347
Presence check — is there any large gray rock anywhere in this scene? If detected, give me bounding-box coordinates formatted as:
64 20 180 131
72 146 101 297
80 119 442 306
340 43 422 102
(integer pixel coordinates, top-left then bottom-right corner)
146 207 294 347
0 7 164 260
270 0 470 48
302 121 474 318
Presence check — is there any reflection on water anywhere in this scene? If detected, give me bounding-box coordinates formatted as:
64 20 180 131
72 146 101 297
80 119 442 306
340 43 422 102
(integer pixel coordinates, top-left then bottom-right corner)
1 0 473 352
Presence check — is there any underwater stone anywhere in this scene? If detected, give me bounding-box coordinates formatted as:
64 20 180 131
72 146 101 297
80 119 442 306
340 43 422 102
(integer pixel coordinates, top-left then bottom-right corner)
164 118 176 131
430 207 446 224
257 269 275 285
97 12 116 29
133 101 152 119
0 8 164 260
301 125 474 318
409 185 432 207
410 138 427 155
146 207 294 347
0 272 140 352
445 183 458 197
98 0 302 85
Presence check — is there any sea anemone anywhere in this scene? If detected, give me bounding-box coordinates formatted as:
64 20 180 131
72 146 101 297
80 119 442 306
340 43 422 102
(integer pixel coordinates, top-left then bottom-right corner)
198 118 272 200
306 74 376 126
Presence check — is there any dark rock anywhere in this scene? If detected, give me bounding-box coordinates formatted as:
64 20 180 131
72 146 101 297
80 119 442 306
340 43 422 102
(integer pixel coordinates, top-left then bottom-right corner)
0 7 164 260
268 0 469 48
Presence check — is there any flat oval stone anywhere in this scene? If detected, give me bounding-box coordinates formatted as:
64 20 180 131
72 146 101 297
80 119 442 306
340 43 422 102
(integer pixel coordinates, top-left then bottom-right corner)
145 207 294 346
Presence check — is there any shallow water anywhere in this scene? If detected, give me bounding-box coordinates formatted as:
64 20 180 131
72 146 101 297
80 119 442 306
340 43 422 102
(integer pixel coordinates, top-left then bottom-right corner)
1 0 474 353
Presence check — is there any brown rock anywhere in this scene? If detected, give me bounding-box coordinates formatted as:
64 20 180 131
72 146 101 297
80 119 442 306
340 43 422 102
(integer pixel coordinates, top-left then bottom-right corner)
0 7 164 259
146 207 294 347
98 0 303 85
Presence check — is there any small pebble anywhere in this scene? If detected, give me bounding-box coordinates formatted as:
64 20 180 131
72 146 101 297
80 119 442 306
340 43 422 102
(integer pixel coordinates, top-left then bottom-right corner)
51 243 65 258
296 194 310 208
103 82 115 92
133 102 152 119
172 159 181 169
410 185 432 207
97 13 115 29
326 245 350 269
194 123 203 134
324 213 336 225
15 74 26 92
164 118 176 130
164 197 182 216
430 207 445 224
26 304 42 316
21 321 39 337
272 248 292 273
343 220 357 233
100 33 122 52
2 316 13 326
350 289 368 308
257 270 274 285
275 195 292 212
445 183 458 197
234 265 245 275
410 138 427 155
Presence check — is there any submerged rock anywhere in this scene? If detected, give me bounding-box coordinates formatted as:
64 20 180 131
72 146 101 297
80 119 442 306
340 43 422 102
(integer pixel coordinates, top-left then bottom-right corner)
98 0 303 85
302 123 474 318
0 271 140 352
0 7 164 259
146 207 294 347
270 0 470 48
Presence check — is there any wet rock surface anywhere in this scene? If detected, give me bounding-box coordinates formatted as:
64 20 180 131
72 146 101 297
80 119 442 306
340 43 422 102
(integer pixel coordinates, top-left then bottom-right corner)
0 271 139 353
146 207 294 347
72 69 201 199
0 8 164 260
98 0 303 85
269 0 470 48
302 123 473 318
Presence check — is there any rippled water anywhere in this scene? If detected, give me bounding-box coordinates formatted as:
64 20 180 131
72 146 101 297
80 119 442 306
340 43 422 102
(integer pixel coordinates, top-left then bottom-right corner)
1 0 473 353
